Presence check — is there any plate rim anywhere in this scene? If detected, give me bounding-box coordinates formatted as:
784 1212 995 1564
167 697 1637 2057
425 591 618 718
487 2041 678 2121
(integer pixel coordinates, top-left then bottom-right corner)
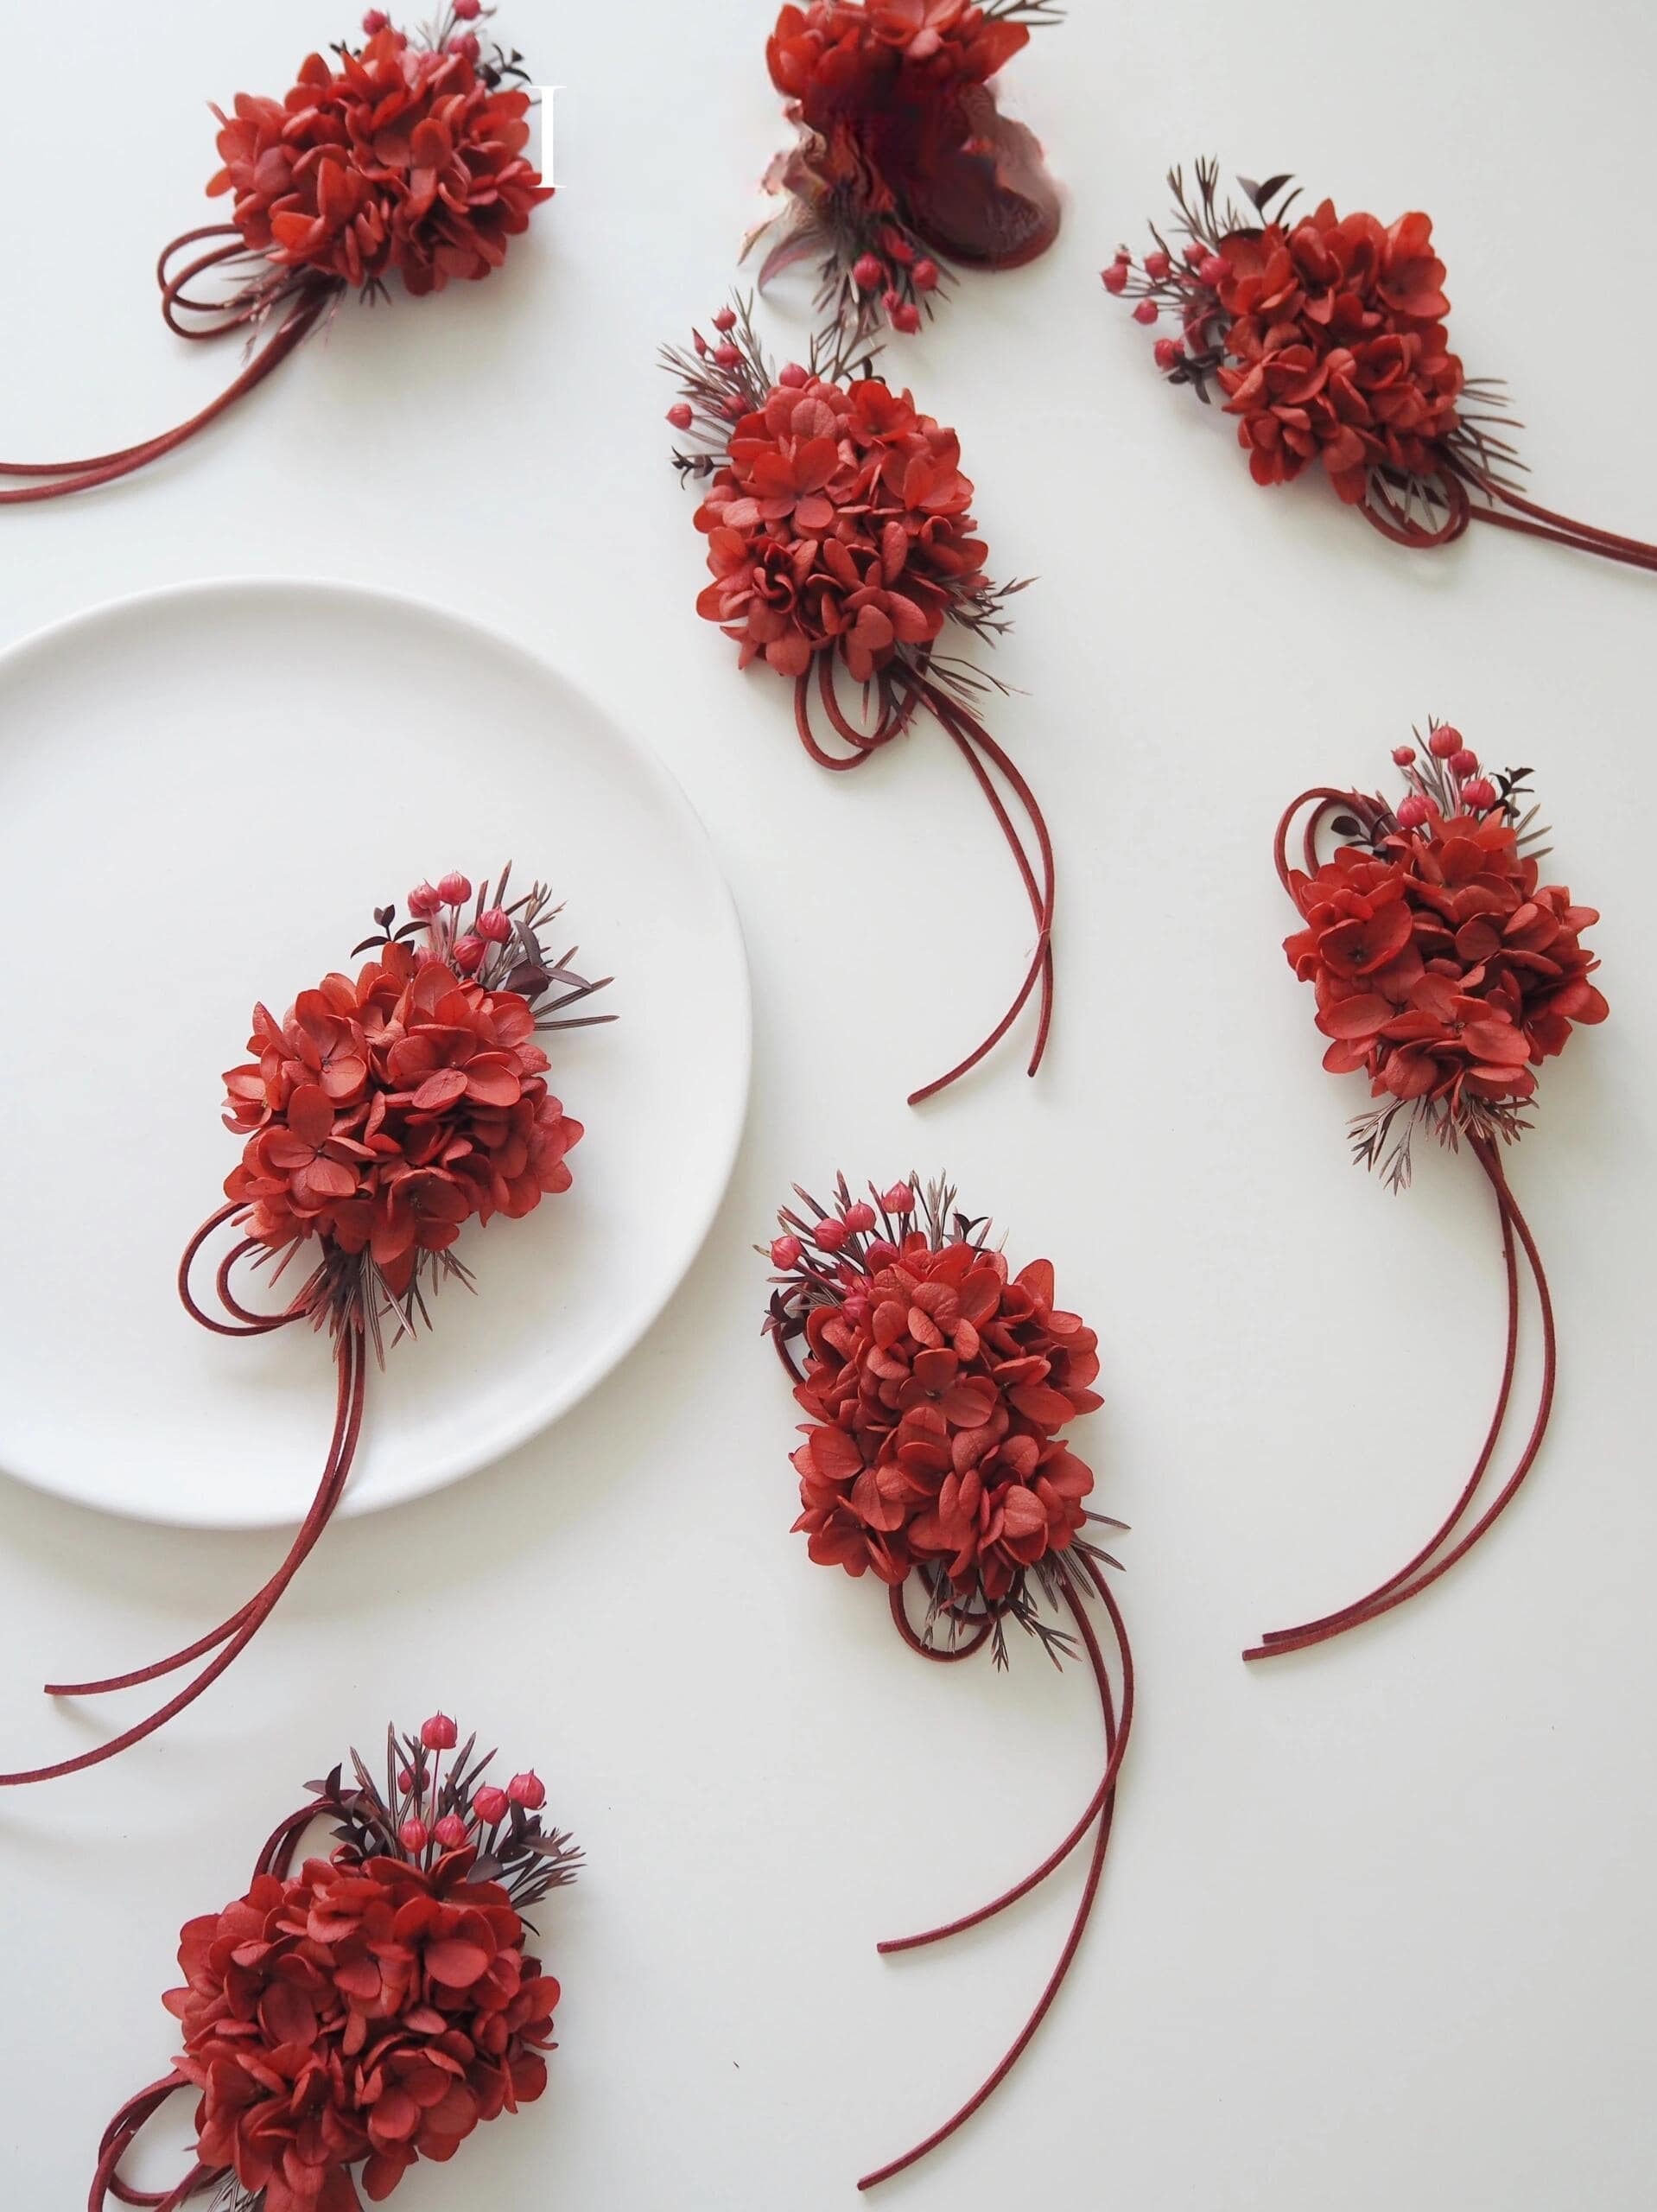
0 574 752 1529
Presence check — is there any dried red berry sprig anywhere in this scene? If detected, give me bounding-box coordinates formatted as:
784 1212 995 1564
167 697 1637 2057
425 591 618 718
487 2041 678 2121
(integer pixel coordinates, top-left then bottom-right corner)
747 0 1063 340
765 1174 1133 2190
1 869 610 1789
91 1713 577 2212
1103 160 1657 574
1 11 549 505
1247 731 1605 1663
663 300 1052 1105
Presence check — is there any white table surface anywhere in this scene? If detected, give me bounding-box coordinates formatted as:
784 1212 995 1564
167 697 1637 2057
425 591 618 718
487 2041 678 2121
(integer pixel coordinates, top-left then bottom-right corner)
3 3 1654 2207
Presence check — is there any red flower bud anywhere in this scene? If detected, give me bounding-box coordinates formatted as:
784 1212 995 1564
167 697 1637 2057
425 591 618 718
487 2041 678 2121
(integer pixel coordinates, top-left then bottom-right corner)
453 935 486 974
1153 339 1184 371
1392 746 1417 766
362 8 390 29
1101 260 1129 295
477 906 513 942
454 0 482 16
911 259 940 292
407 882 443 919
1461 779 1498 811
841 1203 876 1233
778 362 809 387
421 1711 458 1750
881 1183 915 1213
398 1817 429 1853
712 307 737 332
891 302 922 334
449 32 480 59
815 1217 849 1252
714 342 740 369
852 252 885 291
473 1784 511 1824
433 1813 468 1849
1132 299 1159 325
397 1767 416 1791
1450 749 1480 779
865 1239 898 1268
1428 724 1462 760
508 1770 546 1810
1198 254 1228 287
771 1235 803 1268
438 871 473 905
881 288 902 315
1143 250 1171 279
666 402 693 430
1396 794 1431 830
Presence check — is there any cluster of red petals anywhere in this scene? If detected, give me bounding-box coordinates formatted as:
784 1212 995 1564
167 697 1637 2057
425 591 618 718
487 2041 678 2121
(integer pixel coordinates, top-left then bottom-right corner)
792 1237 1101 1605
167 1851 559 2212
1286 808 1607 1112
695 372 985 680
225 939 581 1295
768 0 1030 117
1215 204 1463 500
208 29 549 296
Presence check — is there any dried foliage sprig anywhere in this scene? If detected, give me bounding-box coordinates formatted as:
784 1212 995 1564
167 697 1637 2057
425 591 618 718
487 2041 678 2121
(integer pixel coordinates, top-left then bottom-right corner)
763 1173 1132 2188
90 1714 577 2212
1 9 551 504
1 869 611 1788
663 298 1053 1105
1248 728 1605 1662
748 1 1063 341
1103 160 1657 573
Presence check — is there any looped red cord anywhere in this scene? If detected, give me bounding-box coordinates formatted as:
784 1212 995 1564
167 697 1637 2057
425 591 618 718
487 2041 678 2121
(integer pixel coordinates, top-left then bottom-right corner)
1362 455 1657 574
0 1212 365 1786
1244 1135 1554 1659
1272 785 1391 897
1362 465 1471 550
0 238 336 504
89 2074 220 2212
858 1552 1131 2192
790 656 1057 1104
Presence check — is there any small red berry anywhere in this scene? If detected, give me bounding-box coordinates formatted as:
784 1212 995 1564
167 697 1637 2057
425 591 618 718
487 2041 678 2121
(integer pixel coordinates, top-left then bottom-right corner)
911 258 940 292
477 906 513 943
852 252 885 291
713 343 740 369
508 1770 547 1811
1100 260 1129 295
397 1766 416 1791
841 1203 876 1233
1428 724 1463 760
880 1183 915 1214
399 1817 429 1853
1132 299 1159 325
1396 794 1431 830
437 871 472 905
778 362 808 388
452 935 486 975
1392 746 1417 767
408 881 442 919
448 32 479 59
362 8 390 29
665 402 693 430
815 1217 849 1252
473 1784 511 1825
433 1813 468 1849
1450 748 1480 779
712 307 737 332
890 302 922 334
1198 254 1228 287
1143 250 1171 280
1153 339 1184 371
1461 779 1498 811
865 1239 898 1268
421 1712 458 1750
771 1235 803 1268
454 0 482 16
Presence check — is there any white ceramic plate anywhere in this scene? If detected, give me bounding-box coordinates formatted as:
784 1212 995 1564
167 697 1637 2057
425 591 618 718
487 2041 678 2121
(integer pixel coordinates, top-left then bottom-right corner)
0 580 749 1528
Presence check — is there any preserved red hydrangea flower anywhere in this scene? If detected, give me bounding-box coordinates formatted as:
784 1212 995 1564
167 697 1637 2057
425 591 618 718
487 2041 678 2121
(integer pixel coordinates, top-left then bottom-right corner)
665 303 1053 1105
91 1719 579 2212
1248 730 1606 1662
751 0 1063 337
1 10 551 503
1 870 610 1789
765 1175 1132 2190
1104 161 1657 572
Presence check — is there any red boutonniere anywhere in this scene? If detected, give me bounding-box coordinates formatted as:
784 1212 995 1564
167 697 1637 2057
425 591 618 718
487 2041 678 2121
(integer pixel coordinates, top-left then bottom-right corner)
91 1714 579 2212
1248 728 1606 1662
749 0 1063 338
765 1175 1132 2189
1104 162 1657 573
664 302 1053 1103
2 8 550 504
2 869 610 1786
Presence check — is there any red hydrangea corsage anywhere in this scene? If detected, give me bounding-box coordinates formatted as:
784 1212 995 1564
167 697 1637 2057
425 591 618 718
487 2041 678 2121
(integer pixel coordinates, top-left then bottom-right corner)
2 869 609 1787
1248 728 1606 1662
750 0 1063 337
91 1713 579 2212
2 9 549 504
1103 162 1657 573
765 1175 1132 2189
664 303 1053 1103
